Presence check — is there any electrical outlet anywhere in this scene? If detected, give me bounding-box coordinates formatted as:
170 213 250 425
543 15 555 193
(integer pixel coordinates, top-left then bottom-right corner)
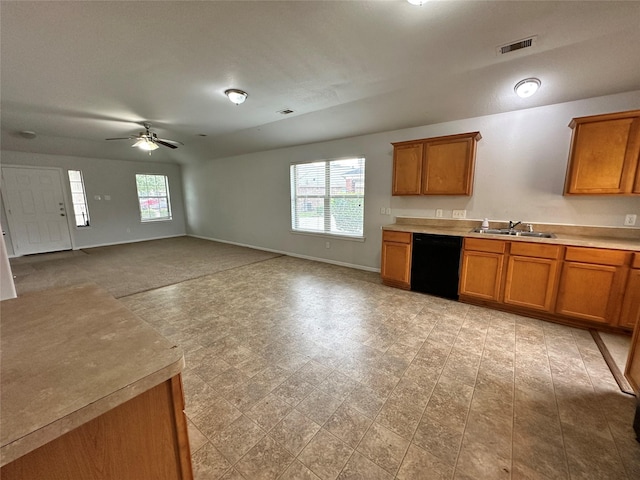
452 209 466 219
385 208 391 215
435 208 443 218
624 214 637 226
380 207 386 214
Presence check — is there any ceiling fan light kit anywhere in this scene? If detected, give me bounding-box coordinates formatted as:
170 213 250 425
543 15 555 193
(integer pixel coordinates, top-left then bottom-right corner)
225 89 248 105
106 122 183 155
132 138 159 151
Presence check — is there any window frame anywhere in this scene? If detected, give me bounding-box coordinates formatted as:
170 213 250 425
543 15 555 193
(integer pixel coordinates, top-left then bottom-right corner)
290 156 366 240
67 169 90 227
135 173 173 223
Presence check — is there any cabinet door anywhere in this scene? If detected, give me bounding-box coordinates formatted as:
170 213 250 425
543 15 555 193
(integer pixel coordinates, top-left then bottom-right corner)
392 143 423 195
555 262 627 324
459 250 504 301
381 237 412 289
565 114 640 194
504 256 559 312
620 269 640 329
422 137 475 195
625 314 640 394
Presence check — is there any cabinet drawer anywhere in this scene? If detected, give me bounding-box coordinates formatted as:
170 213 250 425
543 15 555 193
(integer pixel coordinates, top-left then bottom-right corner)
464 238 506 254
564 247 631 266
510 242 562 259
383 230 412 244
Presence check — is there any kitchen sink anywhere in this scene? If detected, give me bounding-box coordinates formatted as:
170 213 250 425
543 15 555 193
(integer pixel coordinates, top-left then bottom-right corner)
471 228 555 238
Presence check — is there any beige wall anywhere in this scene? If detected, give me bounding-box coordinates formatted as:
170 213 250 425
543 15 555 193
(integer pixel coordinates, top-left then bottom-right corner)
1 152 186 256
183 91 640 271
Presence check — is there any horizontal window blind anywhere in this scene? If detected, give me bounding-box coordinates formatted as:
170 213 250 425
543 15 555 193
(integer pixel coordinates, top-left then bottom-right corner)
290 157 365 237
135 174 172 222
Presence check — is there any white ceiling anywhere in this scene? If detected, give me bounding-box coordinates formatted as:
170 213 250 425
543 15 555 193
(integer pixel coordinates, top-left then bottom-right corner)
2 1 639 165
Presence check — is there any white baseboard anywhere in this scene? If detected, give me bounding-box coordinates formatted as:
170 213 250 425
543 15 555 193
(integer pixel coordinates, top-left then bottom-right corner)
188 234 380 273
73 233 187 251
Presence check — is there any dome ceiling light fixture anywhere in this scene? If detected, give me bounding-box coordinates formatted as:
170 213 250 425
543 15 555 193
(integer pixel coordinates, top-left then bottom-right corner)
514 78 541 98
407 0 425 5
225 89 248 105
19 130 37 139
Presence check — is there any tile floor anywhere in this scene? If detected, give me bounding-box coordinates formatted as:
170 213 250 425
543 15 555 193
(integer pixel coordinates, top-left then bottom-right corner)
121 256 640 480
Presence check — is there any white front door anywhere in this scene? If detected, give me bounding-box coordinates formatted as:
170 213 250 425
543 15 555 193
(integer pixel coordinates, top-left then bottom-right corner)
1 166 72 256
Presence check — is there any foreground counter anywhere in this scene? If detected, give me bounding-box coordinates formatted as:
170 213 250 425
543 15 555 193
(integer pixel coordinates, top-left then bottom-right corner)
0 283 192 480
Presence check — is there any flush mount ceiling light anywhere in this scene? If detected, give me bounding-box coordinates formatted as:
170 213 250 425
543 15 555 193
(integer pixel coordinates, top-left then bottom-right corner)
225 89 248 105
19 130 37 139
514 78 541 98
407 0 425 5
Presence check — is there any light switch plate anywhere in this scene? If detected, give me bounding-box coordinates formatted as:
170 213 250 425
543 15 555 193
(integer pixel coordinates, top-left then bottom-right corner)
452 209 466 219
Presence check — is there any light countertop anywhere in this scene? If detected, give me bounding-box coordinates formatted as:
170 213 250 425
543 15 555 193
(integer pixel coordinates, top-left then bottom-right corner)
0 283 184 466
383 218 640 252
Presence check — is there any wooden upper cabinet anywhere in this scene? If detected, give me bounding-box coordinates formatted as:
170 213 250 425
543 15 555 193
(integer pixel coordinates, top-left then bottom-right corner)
392 143 423 195
564 110 640 195
392 132 481 196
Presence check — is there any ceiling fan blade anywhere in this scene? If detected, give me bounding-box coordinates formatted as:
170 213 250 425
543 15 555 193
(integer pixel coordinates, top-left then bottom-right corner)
157 138 184 146
155 140 179 149
105 136 138 141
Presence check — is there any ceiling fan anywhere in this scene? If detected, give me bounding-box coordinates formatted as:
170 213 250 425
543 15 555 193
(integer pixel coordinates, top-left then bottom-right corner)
106 122 183 153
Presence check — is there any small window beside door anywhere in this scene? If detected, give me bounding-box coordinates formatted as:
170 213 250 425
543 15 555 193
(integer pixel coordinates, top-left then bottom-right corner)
135 174 172 222
68 170 90 227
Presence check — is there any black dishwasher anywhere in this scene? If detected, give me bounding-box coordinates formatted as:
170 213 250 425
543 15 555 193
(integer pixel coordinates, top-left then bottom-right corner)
411 233 463 300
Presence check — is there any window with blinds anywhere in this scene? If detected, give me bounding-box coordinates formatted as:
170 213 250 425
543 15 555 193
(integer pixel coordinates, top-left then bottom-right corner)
290 157 365 237
135 174 172 222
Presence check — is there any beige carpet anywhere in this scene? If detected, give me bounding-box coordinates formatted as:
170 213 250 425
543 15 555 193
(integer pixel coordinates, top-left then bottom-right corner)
10 236 281 298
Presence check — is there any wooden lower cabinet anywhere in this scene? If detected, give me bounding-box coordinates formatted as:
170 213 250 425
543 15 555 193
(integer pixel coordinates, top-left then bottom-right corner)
381 230 412 289
620 254 640 329
459 240 636 331
459 238 506 301
1 375 193 480
503 243 561 312
555 247 630 325
626 317 640 394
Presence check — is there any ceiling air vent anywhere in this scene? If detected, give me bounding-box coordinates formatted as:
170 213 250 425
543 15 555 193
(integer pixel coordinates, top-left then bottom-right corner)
497 36 537 56
278 109 295 115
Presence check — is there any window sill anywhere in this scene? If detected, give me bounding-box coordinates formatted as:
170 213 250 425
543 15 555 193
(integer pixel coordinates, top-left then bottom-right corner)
290 230 365 242
140 218 173 224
